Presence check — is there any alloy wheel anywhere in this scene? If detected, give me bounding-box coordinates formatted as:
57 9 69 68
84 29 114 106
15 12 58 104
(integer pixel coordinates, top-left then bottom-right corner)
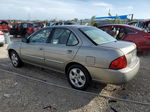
11 53 19 67
69 68 86 88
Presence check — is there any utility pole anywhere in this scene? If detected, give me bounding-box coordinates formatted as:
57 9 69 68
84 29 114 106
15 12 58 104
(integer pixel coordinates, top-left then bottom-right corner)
129 14 134 21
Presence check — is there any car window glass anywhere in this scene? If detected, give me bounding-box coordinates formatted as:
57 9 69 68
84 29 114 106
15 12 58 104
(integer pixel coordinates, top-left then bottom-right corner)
80 27 116 45
116 28 126 40
29 28 51 43
109 26 120 37
51 29 71 44
28 24 32 27
67 33 78 46
22 24 28 28
100 27 108 32
126 28 136 34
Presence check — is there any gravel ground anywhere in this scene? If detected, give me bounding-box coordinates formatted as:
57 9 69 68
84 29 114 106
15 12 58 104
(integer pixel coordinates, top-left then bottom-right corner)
0 37 150 112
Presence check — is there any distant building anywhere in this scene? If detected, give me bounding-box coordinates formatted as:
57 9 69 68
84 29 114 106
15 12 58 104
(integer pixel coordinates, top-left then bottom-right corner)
93 15 132 27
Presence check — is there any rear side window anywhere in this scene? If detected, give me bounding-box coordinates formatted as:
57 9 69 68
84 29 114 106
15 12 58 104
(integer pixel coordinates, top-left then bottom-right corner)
80 27 116 45
50 28 79 46
51 29 71 44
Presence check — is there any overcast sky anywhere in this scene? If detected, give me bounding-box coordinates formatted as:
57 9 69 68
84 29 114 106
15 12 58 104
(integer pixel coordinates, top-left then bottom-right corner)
0 0 150 20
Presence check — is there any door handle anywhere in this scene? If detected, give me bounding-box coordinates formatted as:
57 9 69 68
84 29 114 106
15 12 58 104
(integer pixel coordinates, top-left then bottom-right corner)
67 50 73 54
39 48 43 50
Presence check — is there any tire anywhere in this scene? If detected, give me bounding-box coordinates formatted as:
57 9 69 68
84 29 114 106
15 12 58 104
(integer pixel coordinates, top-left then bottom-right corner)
0 43 4 47
10 51 23 67
67 64 91 90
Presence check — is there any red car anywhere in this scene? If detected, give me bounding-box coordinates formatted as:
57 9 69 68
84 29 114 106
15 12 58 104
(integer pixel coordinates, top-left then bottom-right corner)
128 19 150 33
0 20 10 33
98 24 150 51
26 23 43 36
10 22 43 37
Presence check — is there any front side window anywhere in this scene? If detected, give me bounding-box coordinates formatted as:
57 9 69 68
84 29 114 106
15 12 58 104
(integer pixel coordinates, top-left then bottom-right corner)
80 27 116 45
116 27 126 40
29 28 51 43
51 29 71 44
126 28 136 34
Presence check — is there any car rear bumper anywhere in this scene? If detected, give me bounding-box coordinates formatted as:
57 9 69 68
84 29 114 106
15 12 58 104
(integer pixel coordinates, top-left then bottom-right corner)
87 57 140 84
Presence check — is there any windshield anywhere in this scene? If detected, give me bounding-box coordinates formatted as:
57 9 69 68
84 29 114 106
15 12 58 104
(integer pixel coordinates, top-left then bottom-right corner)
131 26 144 31
33 23 40 27
80 27 116 45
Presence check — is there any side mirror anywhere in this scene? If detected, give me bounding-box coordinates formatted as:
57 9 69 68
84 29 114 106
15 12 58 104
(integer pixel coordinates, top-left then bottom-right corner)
22 38 29 43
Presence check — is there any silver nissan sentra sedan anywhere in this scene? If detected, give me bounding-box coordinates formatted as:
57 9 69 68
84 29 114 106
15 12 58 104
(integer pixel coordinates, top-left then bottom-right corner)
7 25 140 90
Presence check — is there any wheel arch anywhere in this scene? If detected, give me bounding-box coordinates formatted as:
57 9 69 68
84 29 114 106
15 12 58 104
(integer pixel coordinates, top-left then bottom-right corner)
65 62 92 80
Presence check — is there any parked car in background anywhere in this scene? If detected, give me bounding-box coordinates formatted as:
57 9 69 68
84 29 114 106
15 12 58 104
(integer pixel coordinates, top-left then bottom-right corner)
99 24 150 51
128 21 141 27
26 23 43 37
52 21 78 26
128 19 150 33
143 19 150 33
0 20 10 33
10 22 43 38
7 25 140 90
0 31 5 46
47 22 55 26
10 22 32 37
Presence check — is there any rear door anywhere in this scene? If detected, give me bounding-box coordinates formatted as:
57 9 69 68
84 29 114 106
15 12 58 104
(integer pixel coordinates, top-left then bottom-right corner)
138 32 150 50
123 28 137 42
20 28 52 65
44 28 81 71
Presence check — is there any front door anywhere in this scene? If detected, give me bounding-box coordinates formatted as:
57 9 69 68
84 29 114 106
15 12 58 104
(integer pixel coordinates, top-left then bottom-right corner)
21 28 52 65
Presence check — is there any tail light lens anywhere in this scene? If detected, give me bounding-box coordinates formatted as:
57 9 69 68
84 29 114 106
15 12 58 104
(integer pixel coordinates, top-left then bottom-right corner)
144 36 150 38
0 33 4 35
109 56 127 70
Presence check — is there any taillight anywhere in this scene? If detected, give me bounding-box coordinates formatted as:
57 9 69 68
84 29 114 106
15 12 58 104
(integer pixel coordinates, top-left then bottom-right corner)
0 33 4 35
144 36 150 38
109 56 127 70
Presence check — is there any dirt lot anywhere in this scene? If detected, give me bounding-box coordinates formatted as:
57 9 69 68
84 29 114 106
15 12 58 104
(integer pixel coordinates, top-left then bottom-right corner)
0 37 150 112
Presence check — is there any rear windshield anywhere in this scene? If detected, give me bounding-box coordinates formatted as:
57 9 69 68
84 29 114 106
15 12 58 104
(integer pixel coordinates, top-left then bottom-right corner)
80 27 116 45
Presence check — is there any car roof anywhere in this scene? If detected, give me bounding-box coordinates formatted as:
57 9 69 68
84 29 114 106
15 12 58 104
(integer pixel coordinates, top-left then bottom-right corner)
0 20 9 24
144 19 150 22
46 25 92 29
99 24 142 30
99 24 132 27
99 24 147 32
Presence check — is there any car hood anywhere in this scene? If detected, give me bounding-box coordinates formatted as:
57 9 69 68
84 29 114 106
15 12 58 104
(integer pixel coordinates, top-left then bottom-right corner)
98 41 136 55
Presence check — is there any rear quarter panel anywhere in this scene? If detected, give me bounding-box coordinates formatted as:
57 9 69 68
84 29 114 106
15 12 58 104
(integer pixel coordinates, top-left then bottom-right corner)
73 46 123 69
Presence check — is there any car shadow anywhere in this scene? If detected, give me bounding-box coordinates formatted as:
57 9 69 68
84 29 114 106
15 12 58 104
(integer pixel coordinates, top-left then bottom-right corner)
137 51 150 57
0 57 109 111
22 63 107 93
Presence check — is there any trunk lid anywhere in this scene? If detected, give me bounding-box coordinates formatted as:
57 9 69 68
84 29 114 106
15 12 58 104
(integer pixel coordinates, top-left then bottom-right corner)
99 41 138 68
99 41 136 55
